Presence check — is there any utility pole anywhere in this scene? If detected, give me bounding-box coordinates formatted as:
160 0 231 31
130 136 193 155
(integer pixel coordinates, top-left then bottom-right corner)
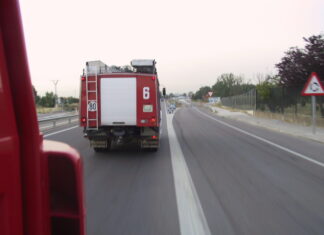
52 80 59 108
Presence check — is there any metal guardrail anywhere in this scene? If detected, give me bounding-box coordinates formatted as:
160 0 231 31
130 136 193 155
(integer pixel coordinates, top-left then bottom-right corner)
38 114 79 129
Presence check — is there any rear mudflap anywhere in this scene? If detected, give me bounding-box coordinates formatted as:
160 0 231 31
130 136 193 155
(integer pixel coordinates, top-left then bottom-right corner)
88 131 108 148
90 139 108 148
140 138 159 148
140 127 159 148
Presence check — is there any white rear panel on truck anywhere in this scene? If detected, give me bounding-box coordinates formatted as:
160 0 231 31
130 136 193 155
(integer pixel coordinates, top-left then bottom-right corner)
100 77 137 125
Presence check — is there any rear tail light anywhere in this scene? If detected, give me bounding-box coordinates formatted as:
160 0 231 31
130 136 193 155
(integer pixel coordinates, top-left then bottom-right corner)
150 118 156 123
152 135 157 139
81 76 86 81
81 117 86 123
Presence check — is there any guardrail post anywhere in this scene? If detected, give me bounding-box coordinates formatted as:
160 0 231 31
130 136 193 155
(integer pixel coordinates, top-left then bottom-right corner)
38 114 78 131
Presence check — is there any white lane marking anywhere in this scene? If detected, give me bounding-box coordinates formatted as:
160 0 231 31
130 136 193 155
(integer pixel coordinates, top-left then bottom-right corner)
43 125 79 138
195 108 324 168
40 119 78 131
166 106 211 235
160 103 164 137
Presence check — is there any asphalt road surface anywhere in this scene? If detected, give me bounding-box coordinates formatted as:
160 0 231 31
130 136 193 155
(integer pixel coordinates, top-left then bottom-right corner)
44 102 324 235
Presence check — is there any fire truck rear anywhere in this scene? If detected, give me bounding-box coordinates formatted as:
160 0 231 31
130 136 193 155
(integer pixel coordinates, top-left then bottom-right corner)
80 60 163 151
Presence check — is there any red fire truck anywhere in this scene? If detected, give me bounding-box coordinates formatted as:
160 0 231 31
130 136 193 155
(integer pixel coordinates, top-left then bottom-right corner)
0 0 85 234
80 60 165 152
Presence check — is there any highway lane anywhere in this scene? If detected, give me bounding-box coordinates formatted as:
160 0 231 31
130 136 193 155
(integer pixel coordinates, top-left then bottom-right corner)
45 104 180 235
174 106 324 235
44 103 324 235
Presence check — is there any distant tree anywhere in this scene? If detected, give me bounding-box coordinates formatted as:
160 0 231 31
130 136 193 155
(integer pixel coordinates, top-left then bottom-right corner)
121 65 133 72
32 85 41 105
59 97 66 105
40 92 55 107
276 34 324 86
256 76 278 112
66 96 79 104
211 73 255 97
276 34 324 116
110 65 121 72
192 86 211 100
168 93 175 98
32 85 37 98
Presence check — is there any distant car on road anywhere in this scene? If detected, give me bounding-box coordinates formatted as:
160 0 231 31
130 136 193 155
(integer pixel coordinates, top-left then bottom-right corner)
167 104 176 113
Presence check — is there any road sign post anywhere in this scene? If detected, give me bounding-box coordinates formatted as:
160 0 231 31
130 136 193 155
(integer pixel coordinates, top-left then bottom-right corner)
301 72 324 134
312 96 316 134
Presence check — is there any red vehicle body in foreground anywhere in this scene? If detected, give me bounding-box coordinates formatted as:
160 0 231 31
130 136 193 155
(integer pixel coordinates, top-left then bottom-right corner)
80 60 162 151
0 0 85 234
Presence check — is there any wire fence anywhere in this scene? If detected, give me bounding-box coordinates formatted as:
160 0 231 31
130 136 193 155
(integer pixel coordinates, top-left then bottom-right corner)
220 87 324 126
221 89 256 111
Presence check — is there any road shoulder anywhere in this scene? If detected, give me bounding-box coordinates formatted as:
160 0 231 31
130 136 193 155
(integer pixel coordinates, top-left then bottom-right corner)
201 103 324 144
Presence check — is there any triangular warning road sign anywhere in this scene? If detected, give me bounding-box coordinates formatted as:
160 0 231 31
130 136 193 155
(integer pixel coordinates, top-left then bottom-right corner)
301 72 324 96
208 92 213 97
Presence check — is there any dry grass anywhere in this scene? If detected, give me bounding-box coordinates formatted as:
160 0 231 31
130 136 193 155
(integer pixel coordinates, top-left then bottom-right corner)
255 111 324 127
36 107 62 114
36 103 79 113
211 103 253 115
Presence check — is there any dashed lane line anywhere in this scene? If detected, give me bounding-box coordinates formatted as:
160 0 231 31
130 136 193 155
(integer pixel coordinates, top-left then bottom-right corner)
43 125 79 138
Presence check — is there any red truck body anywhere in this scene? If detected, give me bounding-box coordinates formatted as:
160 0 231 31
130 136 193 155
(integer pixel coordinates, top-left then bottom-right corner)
80 73 160 128
79 61 162 151
0 0 85 234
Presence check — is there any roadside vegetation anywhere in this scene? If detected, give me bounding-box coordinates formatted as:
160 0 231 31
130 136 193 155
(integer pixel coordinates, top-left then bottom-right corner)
191 34 324 119
192 73 255 101
32 86 79 113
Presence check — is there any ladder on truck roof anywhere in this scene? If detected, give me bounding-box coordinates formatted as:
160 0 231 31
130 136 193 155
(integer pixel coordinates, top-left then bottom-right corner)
85 67 99 130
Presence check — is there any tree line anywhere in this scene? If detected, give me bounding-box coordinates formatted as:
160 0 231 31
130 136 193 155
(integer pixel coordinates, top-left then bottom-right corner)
192 74 256 100
32 86 79 107
192 34 324 100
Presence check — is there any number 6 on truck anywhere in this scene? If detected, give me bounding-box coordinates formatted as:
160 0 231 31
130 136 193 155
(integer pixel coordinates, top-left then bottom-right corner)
143 87 150 100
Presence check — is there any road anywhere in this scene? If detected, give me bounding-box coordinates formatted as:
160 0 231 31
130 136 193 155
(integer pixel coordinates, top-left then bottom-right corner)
44 102 324 235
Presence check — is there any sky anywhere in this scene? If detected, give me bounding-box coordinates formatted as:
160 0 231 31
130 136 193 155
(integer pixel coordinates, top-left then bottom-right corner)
20 0 324 97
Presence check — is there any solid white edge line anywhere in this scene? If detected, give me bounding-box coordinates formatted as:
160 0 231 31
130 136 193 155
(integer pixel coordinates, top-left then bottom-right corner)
160 103 163 136
43 125 79 138
166 103 211 235
194 107 324 168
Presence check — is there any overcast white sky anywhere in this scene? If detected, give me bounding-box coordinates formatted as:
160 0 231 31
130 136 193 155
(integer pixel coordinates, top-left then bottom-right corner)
20 0 324 97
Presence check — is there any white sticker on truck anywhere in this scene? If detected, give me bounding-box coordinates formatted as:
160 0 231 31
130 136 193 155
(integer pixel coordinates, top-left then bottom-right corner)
88 101 97 112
